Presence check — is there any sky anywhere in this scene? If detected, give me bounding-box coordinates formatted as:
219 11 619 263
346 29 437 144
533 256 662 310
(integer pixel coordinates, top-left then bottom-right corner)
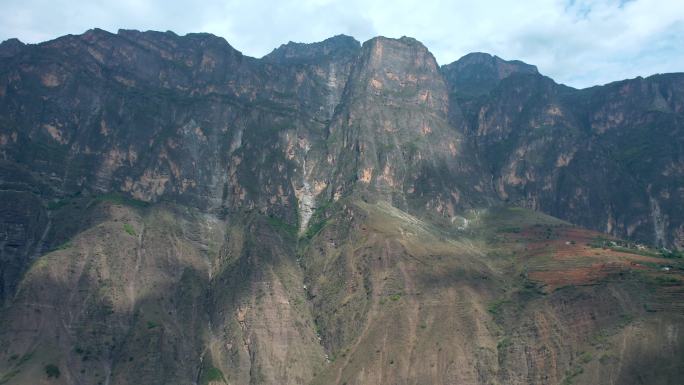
1 0 683 88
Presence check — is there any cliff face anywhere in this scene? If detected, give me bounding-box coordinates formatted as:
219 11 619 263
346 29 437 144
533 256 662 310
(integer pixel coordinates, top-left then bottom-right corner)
446 66 684 250
323 37 490 213
0 29 354 210
1 29 682 249
0 30 682 385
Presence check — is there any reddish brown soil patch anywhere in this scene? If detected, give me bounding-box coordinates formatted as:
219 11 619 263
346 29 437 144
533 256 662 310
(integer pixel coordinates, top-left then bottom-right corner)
516 226 673 292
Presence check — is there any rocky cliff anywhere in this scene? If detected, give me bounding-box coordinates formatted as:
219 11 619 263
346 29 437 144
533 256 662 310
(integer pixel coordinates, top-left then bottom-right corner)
0 30 682 385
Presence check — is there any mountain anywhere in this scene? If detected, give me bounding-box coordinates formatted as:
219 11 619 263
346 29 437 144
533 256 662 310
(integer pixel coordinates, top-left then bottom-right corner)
0 29 682 385
442 51 539 97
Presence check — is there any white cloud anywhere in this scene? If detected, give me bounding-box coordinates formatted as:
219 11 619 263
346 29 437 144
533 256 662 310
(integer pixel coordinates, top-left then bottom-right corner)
0 0 682 87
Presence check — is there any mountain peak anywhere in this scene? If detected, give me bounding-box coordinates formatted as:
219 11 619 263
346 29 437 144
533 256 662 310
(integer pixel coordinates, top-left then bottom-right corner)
441 52 539 96
263 34 360 64
448 52 538 73
0 38 25 57
361 35 439 73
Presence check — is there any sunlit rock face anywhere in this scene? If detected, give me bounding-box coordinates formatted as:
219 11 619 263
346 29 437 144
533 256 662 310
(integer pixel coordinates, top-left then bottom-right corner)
0 30 682 385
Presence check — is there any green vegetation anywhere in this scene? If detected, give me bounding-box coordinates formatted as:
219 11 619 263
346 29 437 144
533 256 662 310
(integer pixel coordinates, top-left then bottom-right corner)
55 241 72 251
389 293 402 301
520 278 545 296
45 364 60 379
0 368 20 384
201 366 226 384
618 314 634 327
579 351 593 364
660 249 684 259
303 201 334 239
16 353 33 366
401 141 420 158
654 276 680 286
612 245 659 257
123 223 136 236
27 254 50 271
303 217 327 239
588 237 672 258
146 321 159 329
599 353 616 365
266 215 297 237
477 206 567 237
47 199 70 211
497 337 511 353
634 270 681 287
93 193 150 209
560 366 584 385
487 298 510 316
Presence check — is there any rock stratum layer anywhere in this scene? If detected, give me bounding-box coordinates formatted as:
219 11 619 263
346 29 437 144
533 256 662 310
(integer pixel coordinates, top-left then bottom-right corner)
0 30 682 385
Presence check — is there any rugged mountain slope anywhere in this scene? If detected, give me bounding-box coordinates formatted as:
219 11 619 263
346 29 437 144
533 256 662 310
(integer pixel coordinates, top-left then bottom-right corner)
0 195 682 385
0 198 327 385
0 30 682 385
303 201 683 385
323 36 490 212
442 56 684 250
0 29 360 306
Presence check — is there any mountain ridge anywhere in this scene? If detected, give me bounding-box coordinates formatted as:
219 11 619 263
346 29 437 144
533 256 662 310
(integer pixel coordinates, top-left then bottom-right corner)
5 29 682 89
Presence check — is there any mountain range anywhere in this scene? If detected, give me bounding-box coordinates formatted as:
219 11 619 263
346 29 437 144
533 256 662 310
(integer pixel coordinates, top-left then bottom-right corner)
0 29 682 385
